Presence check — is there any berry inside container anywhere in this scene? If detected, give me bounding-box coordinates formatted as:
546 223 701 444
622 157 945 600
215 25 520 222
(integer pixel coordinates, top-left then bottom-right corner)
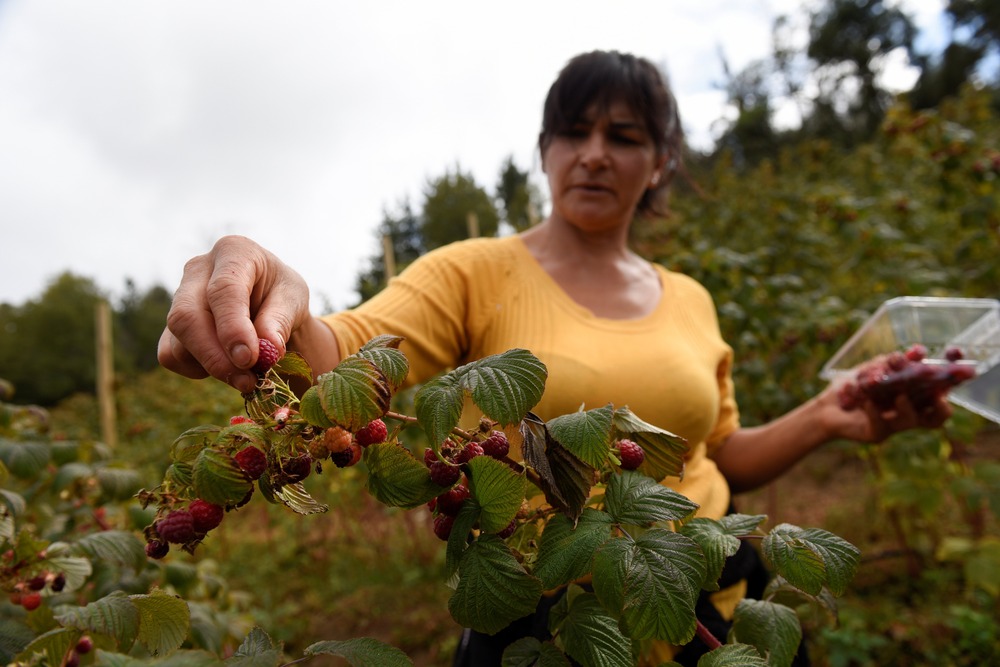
820 296 1000 424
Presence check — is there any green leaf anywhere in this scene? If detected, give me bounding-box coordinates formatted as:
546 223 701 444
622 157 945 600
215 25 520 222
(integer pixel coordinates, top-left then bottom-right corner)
414 374 465 448
13 627 77 667
546 405 614 469
729 599 802 667
466 456 527 533
170 426 219 462
364 442 441 509
611 407 687 482
272 350 313 382
0 618 34 662
315 356 393 432
133 589 190 656
680 515 765 591
557 592 634 667
592 529 706 645
533 509 614 590
96 466 144 502
762 524 859 597
0 439 49 478
795 527 861 597
232 626 278 656
696 643 768 667
604 471 699 526
164 462 194 490
446 500 482 576
97 649 224 667
273 482 329 515
501 637 572 667
299 387 334 428
459 349 547 426
53 461 92 491
449 535 544 635
357 335 410 391
520 414 594 524
306 637 413 666
223 626 283 665
192 448 254 507
73 530 147 573
44 549 93 593
0 488 26 518
54 590 140 650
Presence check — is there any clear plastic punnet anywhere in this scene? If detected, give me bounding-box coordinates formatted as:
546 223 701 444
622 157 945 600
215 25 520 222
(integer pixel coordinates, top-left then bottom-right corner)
820 296 1000 424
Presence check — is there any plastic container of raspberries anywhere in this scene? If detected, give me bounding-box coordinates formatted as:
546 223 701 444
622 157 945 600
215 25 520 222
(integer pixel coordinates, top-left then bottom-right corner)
820 296 1000 424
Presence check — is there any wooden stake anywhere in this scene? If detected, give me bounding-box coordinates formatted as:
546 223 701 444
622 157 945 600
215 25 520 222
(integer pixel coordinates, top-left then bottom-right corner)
382 234 397 279
95 300 117 448
466 211 480 238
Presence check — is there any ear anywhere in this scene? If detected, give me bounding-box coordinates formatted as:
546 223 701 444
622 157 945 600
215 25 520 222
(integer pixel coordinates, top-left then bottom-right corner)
649 153 670 187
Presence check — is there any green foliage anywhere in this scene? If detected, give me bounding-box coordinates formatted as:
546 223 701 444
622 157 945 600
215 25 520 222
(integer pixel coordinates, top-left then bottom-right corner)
421 166 500 250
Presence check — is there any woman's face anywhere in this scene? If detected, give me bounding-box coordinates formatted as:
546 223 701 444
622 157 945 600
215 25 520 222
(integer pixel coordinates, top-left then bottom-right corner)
542 99 664 234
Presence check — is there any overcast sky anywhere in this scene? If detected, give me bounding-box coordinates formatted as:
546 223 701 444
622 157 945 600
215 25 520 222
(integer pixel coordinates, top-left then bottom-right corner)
0 0 947 313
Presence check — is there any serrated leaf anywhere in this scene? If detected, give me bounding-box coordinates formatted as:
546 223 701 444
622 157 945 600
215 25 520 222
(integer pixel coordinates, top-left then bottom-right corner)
13 627 77 667
97 649 224 667
299 387 334 428
364 442 441 509
592 529 706 645
546 405 615 469
73 530 147 573
54 590 140 650
170 426 219 462
762 524 859 597
272 350 312 381
305 637 413 667
466 456 527 533
696 643 768 667
53 461 92 491
414 374 465 448
44 551 93 593
520 414 594 524
449 535 544 635
96 466 144 502
459 349 547 426
611 407 687 482
0 617 34 661
681 517 762 591
729 599 802 667
315 356 392 431
164 462 194 490
192 448 253 506
274 482 329 515
533 509 614 590
795 527 861 597
558 592 634 667
0 488 26 517
446 501 481 576
133 589 190 656
501 637 572 667
605 471 699 526
0 439 49 478
357 336 410 391
231 626 278 657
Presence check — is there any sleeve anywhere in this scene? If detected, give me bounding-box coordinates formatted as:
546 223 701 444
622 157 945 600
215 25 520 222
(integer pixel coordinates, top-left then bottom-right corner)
320 242 479 386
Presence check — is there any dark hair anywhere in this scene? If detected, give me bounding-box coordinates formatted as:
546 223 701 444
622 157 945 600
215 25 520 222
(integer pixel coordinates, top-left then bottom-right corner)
538 50 685 217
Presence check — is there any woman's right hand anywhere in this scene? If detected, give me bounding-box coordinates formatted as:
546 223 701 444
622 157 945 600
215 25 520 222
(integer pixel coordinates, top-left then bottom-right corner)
157 235 314 392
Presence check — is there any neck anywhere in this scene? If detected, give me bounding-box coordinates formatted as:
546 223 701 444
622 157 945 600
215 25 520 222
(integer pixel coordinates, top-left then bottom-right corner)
523 216 633 263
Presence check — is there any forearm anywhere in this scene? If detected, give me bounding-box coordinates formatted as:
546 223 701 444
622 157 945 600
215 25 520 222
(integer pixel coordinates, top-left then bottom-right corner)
286 316 343 381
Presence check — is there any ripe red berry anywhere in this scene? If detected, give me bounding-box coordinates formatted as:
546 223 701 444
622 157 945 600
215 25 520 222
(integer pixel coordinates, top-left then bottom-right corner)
234 446 267 480
617 439 645 471
50 573 66 592
429 461 461 487
497 519 517 539
905 344 927 362
27 574 46 591
229 415 254 426
423 448 438 467
252 338 280 374
156 510 197 544
455 442 484 464
145 540 169 559
945 346 964 362
433 514 455 541
331 442 363 468
189 499 225 533
75 636 94 654
21 592 42 611
481 430 510 459
281 454 313 483
436 484 470 516
355 418 388 447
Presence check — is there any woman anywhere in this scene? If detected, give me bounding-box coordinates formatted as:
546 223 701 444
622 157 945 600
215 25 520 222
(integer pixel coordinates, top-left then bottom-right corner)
158 51 950 665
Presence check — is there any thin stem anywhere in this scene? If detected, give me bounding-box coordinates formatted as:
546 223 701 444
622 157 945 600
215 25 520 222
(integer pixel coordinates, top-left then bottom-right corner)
695 619 723 650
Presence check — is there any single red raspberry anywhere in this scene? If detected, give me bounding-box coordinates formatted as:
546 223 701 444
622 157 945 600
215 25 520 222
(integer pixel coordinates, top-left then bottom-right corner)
481 430 510 459
455 441 484 464
234 446 267 480
423 448 438 467
497 519 517 539
229 415 254 426
617 439 645 471
433 514 455 541
145 539 169 559
189 499 225 533
436 484 470 516
27 574 46 591
281 454 313 483
75 636 94 655
331 443 363 468
50 573 66 592
252 338 280 374
156 510 197 544
355 418 388 447
21 592 42 611
323 426 354 454
429 461 461 487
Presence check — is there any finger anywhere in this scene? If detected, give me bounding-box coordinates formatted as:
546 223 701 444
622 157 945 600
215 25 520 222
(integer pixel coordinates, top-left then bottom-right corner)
156 328 210 380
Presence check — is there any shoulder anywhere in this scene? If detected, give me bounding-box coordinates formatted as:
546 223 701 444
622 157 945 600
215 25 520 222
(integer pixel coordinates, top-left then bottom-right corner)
655 265 713 302
419 236 522 264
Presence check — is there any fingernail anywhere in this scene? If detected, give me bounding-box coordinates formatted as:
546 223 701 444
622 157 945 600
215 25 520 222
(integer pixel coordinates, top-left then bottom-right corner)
233 372 256 393
231 344 252 367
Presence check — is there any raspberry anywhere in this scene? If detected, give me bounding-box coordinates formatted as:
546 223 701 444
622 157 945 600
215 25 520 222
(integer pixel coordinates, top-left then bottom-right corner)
355 418 388 447
281 454 313 483
323 426 354 454
308 437 331 461
234 446 267 480
50 573 66 592
433 514 455 541
481 430 510 459
21 592 42 611
65 652 79 667
423 448 438 467
75 636 93 654
455 442 484 464
904 344 927 362
252 338 280 374
331 443 363 468
429 461 461 487
436 484 470 516
497 519 517 539
617 439 645 471
189 499 225 533
229 415 254 426
945 346 964 362
27 574 46 591
145 540 169 559
156 510 197 544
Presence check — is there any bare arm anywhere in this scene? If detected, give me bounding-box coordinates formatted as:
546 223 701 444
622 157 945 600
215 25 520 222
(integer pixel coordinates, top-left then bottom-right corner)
712 380 953 494
157 235 342 392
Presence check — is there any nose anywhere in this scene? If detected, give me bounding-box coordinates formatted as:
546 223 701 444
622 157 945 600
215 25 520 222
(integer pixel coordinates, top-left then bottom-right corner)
579 131 609 169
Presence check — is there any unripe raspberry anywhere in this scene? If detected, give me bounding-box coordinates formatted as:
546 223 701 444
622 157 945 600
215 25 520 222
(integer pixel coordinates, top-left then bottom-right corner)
323 426 354 454
156 510 197 544
436 484 470 516
355 418 388 447
433 514 455 541
189 499 225 533
234 446 267 480
145 539 169 559
481 430 510 459
229 415 254 426
331 442 363 468
252 338 280 374
308 437 330 461
21 592 42 611
429 461 461 487
617 439 645 471
455 442 484 464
